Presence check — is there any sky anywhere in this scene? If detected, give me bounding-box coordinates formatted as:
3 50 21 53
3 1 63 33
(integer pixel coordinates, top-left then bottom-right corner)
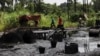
43 0 91 5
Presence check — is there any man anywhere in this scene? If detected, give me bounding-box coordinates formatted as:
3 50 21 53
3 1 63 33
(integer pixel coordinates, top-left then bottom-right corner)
50 17 55 28
57 16 64 30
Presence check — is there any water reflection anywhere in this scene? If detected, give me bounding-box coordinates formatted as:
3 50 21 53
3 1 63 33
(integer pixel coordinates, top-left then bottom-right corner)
70 30 100 53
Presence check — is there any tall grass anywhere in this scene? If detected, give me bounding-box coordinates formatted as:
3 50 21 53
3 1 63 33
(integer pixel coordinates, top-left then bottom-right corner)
64 21 78 28
0 9 30 31
39 14 51 27
0 9 93 31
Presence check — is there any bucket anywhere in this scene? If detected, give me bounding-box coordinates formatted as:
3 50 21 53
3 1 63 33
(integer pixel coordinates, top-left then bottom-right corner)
65 43 78 54
39 46 45 54
97 44 100 47
50 41 57 48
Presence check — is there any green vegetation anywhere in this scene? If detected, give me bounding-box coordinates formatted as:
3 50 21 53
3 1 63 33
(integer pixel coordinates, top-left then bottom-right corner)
0 9 30 31
0 0 100 31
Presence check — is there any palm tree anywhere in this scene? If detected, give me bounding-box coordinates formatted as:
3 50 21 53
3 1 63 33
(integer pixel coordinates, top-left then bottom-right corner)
92 0 100 12
74 0 77 12
83 0 87 12
67 0 72 20
0 0 5 11
87 0 89 13
33 0 43 12
0 0 13 11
